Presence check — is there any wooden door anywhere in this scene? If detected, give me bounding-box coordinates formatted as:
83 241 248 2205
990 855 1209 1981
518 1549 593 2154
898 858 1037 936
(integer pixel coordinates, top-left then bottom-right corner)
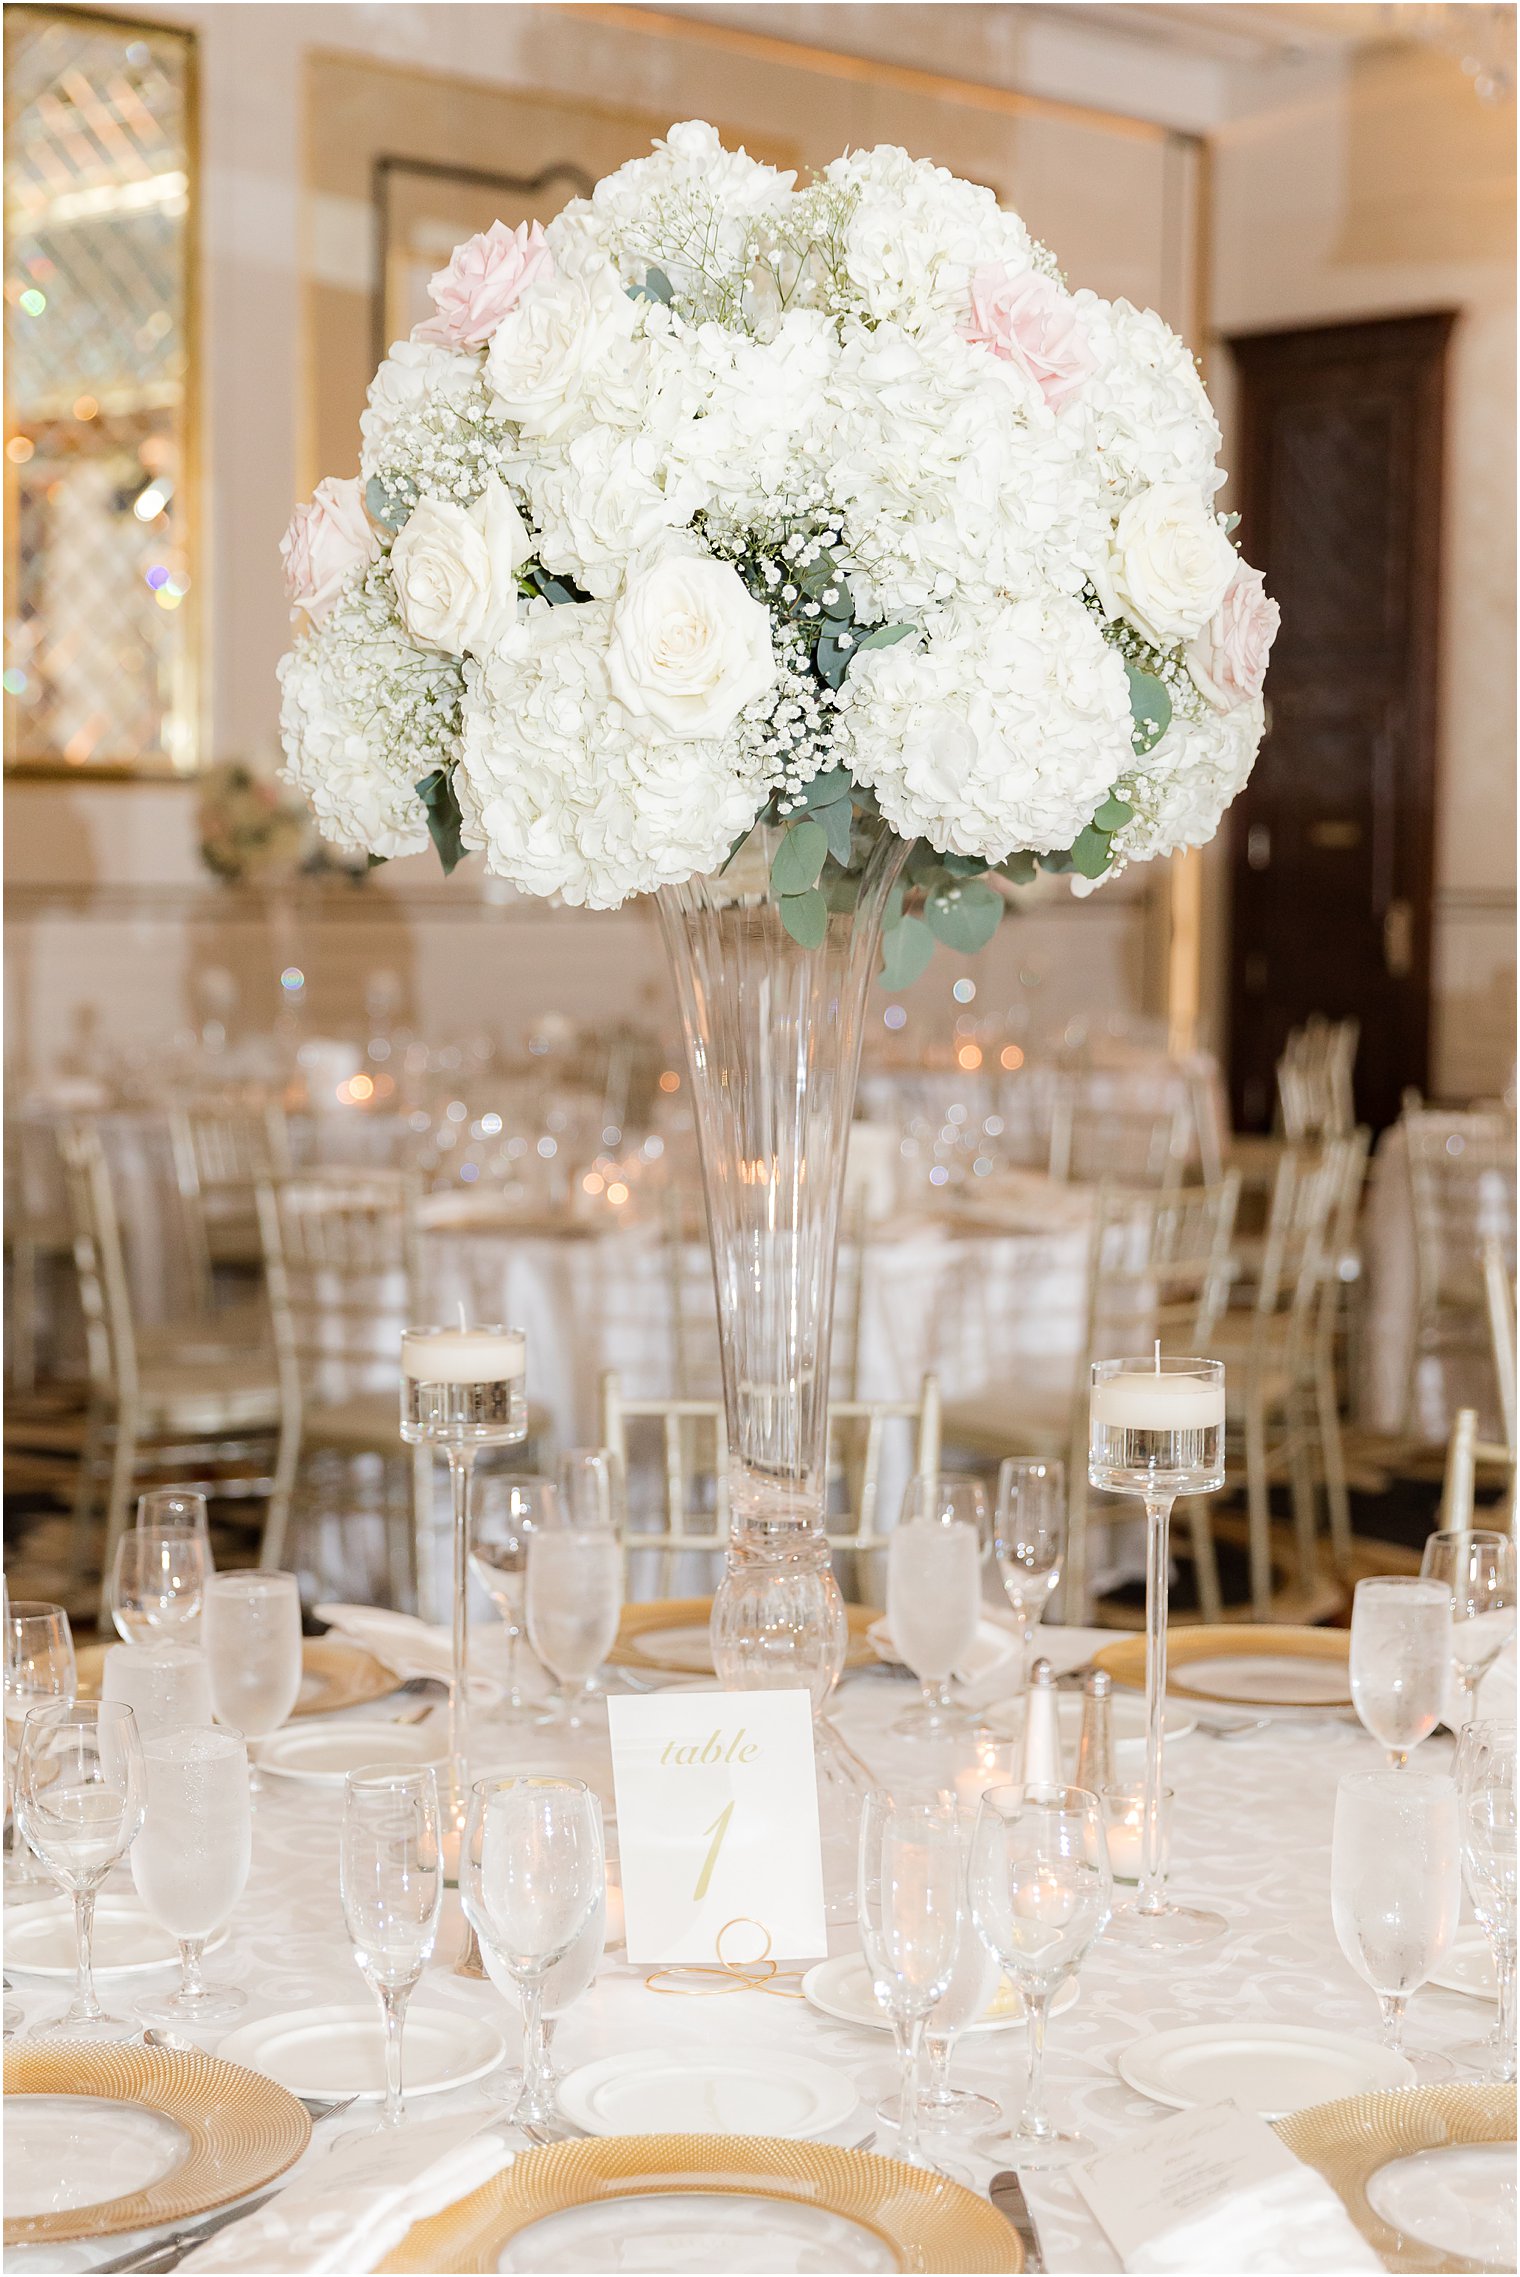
1226 313 1453 1132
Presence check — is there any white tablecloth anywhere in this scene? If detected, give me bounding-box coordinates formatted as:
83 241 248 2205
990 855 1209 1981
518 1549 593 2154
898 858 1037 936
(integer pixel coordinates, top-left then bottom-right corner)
8 1629 1508 2276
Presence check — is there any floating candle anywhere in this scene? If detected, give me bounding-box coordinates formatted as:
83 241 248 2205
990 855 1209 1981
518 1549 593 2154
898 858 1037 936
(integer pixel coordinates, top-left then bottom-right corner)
1089 1371 1224 1431
400 1327 526 1383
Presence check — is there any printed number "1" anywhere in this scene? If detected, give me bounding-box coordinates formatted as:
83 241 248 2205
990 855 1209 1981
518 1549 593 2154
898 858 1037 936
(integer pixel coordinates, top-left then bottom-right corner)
692 1801 734 1902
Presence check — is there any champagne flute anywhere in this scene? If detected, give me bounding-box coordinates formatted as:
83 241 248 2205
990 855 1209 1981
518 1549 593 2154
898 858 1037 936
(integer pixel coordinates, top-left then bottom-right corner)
16 1700 145 2039
5 1600 75 1890
876 1809 1002 2137
1349 1576 1452 1767
857 1791 962 2170
203 1570 303 1793
969 1782 1112 2169
132 1726 251 2024
887 1477 983 1739
461 1775 604 2127
340 1766 442 2129
1452 1724 1517 2081
1419 1529 1516 1720
109 1528 206 1644
469 1475 559 1722
525 1530 621 1729
994 1458 1066 1681
1332 1768 1461 2077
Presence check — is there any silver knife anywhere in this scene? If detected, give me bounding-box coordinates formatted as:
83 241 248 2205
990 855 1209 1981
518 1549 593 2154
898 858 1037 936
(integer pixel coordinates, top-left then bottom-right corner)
989 2169 1045 2272
92 2189 280 2273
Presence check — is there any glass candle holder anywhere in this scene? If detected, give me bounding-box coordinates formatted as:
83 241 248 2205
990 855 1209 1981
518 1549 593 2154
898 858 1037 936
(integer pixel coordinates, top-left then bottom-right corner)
1102 1780 1173 1887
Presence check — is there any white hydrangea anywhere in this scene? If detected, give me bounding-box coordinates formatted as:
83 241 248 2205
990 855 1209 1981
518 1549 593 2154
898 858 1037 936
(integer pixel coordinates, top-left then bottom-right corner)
277 581 447 861
661 311 839 524
1075 293 1223 507
359 340 483 479
838 594 1134 858
455 600 771 907
1115 695 1264 863
825 145 1035 332
552 120 795 299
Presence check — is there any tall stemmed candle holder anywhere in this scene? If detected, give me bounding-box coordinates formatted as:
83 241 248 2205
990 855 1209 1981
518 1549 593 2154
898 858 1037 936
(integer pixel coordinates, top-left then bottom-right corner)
400 1326 527 1819
1089 1354 1226 1949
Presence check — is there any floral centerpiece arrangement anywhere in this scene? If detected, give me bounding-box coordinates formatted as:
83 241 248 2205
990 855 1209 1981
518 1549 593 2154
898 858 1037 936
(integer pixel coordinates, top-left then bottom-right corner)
278 120 1275 981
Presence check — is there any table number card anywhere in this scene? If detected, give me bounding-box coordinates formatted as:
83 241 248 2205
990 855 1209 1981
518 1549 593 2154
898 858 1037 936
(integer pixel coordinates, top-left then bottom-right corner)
606 1689 827 1966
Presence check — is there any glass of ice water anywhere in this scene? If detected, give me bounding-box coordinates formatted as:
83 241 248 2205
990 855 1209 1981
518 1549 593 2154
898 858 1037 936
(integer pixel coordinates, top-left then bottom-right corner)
1332 1767 1461 2076
525 1531 622 1730
887 1479 983 1740
203 1571 302 1791
1350 1576 1452 1767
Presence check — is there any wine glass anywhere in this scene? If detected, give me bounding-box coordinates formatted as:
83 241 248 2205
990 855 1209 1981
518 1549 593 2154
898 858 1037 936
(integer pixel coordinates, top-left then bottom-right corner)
1451 1724 1517 2082
525 1530 622 1729
1089 1356 1226 1948
5 1600 75 1891
478 1861 605 2103
102 1641 214 1740
132 1726 251 2024
1349 1576 1452 1767
1419 1529 1516 1720
461 1775 604 2127
886 1477 983 1739
994 1458 1066 1679
339 1767 443 2129
109 1528 206 1644
876 1809 1002 2139
556 1448 620 1533
1332 1768 1461 2077
469 1475 559 1722
969 1782 1113 2169
858 1791 962 2171
15 1700 146 2039
203 1570 303 1792
136 1488 214 1568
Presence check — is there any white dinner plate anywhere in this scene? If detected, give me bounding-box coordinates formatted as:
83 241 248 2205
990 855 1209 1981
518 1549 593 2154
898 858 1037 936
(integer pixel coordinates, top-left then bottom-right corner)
4 1897 229 1980
251 1720 445 1784
801 1952 1079 2036
216 2003 505 2100
1429 1925 1499 2001
1117 2023 1414 2119
555 2047 858 2141
983 1690 1197 1748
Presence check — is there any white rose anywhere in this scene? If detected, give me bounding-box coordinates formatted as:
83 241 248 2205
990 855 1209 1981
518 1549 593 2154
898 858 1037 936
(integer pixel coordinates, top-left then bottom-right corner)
389 479 529 655
485 243 639 438
1094 481 1237 649
607 550 775 739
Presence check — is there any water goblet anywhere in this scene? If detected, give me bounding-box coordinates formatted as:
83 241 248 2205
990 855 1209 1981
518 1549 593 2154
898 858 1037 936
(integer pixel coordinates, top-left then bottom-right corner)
556 1448 620 1533
102 1640 213 1740
132 1726 251 2024
875 1810 1002 2139
340 1766 443 2129
887 1477 983 1740
1350 1576 1452 1767
5 1599 75 1891
1419 1529 1516 1721
401 1324 528 1817
203 1570 302 1793
1089 1355 1226 1948
461 1775 604 2128
969 1782 1112 2169
478 1869 605 2103
469 1475 559 1722
136 1488 214 1568
525 1530 622 1730
15 1700 145 2039
1332 1767 1461 2078
994 1458 1066 1684
1451 1724 1517 2081
109 1528 206 1645
858 1791 963 2170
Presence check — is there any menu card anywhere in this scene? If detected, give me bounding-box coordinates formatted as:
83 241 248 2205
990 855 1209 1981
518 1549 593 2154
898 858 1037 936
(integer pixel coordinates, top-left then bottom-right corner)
1073 2102 1304 2266
606 1689 827 1966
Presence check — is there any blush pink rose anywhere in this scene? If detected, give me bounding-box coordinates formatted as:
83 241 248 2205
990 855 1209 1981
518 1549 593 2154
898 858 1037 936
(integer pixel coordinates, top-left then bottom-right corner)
280 476 380 621
962 265 1094 413
412 220 554 349
1186 561 1280 710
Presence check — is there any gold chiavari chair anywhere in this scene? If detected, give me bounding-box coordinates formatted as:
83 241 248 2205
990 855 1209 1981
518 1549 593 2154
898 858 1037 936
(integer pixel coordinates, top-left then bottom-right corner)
169 1099 292 1300
1309 1127 1372 1573
1405 1107 1517 1439
1277 1016 1359 1143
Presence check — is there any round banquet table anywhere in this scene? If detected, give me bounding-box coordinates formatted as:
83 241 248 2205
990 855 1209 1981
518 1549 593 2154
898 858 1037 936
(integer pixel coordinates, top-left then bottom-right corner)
7 1626 1510 2276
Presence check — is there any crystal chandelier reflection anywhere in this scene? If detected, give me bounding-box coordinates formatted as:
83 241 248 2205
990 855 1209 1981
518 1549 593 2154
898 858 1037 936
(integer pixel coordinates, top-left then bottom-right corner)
1386 3 1514 101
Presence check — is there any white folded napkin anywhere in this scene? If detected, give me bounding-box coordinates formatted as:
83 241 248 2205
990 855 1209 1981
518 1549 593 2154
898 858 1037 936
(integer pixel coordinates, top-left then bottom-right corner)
1126 2166 1383 2273
182 2115 513 2273
314 1603 505 1704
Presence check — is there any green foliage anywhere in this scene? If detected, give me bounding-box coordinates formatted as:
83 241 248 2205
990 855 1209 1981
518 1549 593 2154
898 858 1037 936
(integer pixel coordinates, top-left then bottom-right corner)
769 819 828 895
878 912 935 991
778 886 828 947
526 565 591 608
853 622 914 654
415 767 465 876
1125 662 1172 755
626 267 674 305
364 476 407 533
924 877 1002 953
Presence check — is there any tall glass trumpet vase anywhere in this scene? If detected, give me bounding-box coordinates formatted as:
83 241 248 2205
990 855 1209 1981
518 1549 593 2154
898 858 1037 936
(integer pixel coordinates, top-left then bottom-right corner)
401 1326 527 1823
1089 1356 1226 1950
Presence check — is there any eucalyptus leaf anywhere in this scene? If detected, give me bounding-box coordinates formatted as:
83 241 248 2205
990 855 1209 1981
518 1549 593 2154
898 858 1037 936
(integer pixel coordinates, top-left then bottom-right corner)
778 886 828 948
878 913 935 991
800 768 853 809
821 579 855 623
818 797 854 868
825 868 861 913
1125 663 1172 756
924 878 1002 954
1038 849 1075 875
364 476 406 533
770 819 828 895
627 266 674 305
1090 793 1134 833
415 768 465 877
905 839 944 886
719 827 751 874
939 852 992 878
814 629 855 688
1070 825 1114 879
883 880 905 930
855 622 914 654
998 851 1038 886
528 566 590 608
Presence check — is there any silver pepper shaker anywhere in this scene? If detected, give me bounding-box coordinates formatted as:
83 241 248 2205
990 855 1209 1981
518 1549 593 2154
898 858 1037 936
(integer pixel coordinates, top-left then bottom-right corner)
1074 1668 1114 1801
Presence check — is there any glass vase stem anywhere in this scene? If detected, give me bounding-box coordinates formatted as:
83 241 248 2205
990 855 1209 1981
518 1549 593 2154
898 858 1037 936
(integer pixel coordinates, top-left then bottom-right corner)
1140 1493 1172 1917
445 1446 475 1824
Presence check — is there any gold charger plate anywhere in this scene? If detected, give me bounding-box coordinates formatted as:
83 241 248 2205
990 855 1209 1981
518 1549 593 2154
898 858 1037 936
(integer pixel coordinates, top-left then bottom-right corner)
4 2039 310 2245
74 1634 395 1718
1275 2082 1516 2274
609 1598 881 1677
380 2134 1021 2273
1094 1623 1352 1709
